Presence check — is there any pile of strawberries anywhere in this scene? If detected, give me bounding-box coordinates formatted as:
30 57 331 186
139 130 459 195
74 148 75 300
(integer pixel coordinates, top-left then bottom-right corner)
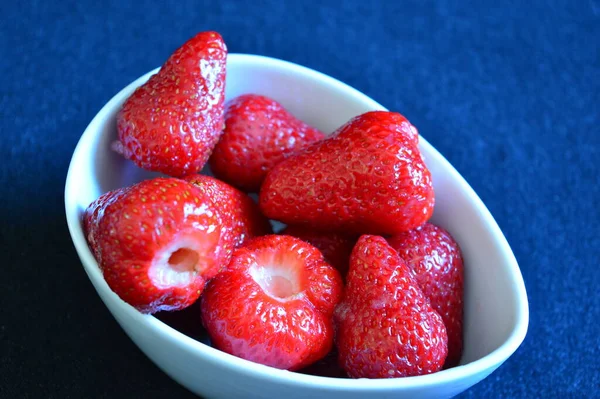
84 31 464 379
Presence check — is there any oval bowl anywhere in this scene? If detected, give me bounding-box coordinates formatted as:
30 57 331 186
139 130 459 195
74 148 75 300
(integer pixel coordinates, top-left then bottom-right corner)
65 53 528 399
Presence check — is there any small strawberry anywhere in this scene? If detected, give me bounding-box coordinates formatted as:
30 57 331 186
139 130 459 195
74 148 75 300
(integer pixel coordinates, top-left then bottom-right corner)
387 223 464 368
279 225 355 276
114 31 227 177
334 235 448 378
209 94 325 192
183 174 272 248
84 178 233 314
201 235 343 370
259 111 434 235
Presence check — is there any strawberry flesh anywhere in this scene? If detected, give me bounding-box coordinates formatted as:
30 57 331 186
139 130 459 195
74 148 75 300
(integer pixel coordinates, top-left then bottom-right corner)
334 235 448 378
209 94 325 192
259 111 434 235
201 235 343 370
115 31 227 177
84 178 233 313
387 223 464 368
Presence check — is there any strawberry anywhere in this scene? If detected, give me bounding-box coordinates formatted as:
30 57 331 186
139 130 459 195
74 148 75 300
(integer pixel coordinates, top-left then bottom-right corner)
83 178 233 314
334 235 448 378
279 225 355 276
114 31 227 177
183 174 272 248
259 111 434 235
209 94 325 192
201 235 343 370
387 223 464 368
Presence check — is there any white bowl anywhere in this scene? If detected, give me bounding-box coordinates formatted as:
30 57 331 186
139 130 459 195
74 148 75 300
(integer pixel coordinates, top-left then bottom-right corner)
65 54 529 399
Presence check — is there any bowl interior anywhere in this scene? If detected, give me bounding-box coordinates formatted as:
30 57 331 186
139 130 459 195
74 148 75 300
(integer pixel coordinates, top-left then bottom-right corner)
65 54 528 392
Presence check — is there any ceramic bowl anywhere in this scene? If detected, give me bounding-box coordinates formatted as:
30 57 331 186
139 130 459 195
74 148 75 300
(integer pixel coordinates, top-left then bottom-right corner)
65 54 529 399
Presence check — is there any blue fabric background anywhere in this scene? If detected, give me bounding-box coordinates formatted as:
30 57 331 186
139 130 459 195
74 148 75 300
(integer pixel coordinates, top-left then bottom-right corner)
1 0 598 397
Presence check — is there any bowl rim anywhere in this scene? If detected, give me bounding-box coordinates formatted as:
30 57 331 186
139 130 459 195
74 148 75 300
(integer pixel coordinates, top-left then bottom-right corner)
65 53 529 391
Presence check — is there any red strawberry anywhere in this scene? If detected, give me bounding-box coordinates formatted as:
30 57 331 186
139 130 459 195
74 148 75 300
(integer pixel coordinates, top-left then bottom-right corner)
387 223 464 368
201 235 343 370
279 225 354 276
114 31 227 177
259 111 434 235
334 235 448 378
183 174 272 248
209 94 325 192
84 178 233 314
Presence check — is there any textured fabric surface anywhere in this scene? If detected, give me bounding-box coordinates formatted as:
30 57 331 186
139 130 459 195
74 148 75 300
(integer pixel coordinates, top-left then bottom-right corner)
1 1 598 397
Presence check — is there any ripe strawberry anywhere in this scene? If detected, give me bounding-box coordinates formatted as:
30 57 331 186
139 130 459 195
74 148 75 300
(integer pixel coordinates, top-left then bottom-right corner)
201 235 343 370
279 225 355 276
84 178 233 314
183 174 272 249
114 31 227 177
209 94 325 192
387 223 464 368
334 235 448 378
259 111 434 235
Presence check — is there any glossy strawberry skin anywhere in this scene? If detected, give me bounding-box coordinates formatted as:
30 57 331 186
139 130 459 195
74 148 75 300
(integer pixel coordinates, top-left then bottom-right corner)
84 178 232 314
259 111 434 235
334 235 448 378
183 174 272 250
201 235 343 370
279 225 355 277
387 223 464 368
115 31 227 177
209 94 325 192
84 187 129 263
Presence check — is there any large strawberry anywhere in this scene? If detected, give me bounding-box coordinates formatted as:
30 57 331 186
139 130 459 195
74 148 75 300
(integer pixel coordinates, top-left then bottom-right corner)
334 235 448 378
83 178 233 314
209 94 325 192
114 31 227 177
259 111 434 235
279 225 355 276
183 174 272 249
387 223 464 368
201 235 343 370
